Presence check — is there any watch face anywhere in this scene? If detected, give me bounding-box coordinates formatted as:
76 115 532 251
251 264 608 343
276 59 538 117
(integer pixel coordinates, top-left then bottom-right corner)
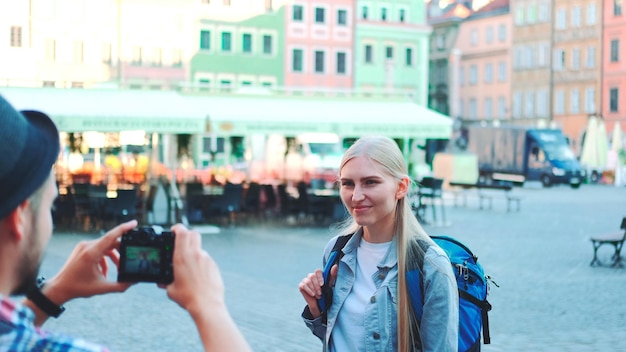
36 276 46 288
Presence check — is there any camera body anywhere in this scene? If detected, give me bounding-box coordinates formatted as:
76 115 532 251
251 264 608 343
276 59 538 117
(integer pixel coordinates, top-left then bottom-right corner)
118 226 175 284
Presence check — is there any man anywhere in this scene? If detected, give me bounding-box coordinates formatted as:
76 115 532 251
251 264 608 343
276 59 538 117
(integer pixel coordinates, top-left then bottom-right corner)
0 95 251 351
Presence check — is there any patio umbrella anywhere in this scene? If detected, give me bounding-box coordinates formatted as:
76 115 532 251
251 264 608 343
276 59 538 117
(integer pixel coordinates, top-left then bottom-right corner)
612 122 624 152
580 116 599 168
597 118 609 170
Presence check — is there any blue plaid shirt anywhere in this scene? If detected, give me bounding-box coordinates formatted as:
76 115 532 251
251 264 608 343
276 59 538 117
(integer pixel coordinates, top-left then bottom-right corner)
0 295 107 352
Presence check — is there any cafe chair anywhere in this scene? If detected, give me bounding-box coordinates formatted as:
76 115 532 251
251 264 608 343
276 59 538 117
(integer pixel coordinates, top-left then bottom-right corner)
418 176 446 226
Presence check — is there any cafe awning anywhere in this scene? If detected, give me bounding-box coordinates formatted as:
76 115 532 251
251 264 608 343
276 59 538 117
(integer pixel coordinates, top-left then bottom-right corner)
0 87 452 139
0 87 208 133
186 95 452 140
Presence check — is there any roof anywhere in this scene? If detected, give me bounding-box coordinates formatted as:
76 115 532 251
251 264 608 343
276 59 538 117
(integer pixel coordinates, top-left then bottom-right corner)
0 87 453 139
467 0 510 20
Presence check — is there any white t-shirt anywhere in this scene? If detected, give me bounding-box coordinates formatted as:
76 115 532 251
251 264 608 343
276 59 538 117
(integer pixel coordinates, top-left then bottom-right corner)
331 238 391 352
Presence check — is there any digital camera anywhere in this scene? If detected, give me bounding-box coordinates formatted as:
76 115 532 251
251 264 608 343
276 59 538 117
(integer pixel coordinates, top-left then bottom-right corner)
118 226 175 284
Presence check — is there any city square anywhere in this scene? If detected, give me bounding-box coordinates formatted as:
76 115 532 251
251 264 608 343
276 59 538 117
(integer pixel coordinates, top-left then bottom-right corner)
39 183 626 352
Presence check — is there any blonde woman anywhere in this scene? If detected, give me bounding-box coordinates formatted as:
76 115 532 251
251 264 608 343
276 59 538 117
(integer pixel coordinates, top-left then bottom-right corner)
298 136 458 351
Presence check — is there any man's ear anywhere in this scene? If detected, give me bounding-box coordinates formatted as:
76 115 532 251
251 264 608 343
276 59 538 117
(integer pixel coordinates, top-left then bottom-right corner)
3 200 29 242
396 176 411 199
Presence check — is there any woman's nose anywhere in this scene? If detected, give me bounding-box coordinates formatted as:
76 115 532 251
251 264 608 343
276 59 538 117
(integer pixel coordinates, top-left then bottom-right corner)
352 185 365 201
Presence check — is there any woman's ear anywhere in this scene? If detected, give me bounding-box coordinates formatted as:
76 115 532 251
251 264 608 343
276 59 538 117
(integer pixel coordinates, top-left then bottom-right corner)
396 176 411 199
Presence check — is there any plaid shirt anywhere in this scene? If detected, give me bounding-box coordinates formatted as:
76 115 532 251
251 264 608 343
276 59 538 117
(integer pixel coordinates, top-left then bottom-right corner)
0 295 108 352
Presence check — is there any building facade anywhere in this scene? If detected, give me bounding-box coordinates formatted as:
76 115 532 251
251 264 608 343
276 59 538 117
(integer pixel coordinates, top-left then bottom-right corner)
455 0 512 122
353 0 432 104
603 0 626 135
551 0 602 148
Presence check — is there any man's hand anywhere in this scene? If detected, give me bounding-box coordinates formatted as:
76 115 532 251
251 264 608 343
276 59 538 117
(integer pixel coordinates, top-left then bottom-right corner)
44 220 137 305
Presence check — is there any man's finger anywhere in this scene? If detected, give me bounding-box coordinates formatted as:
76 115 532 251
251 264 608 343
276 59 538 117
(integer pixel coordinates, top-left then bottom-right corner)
96 220 137 251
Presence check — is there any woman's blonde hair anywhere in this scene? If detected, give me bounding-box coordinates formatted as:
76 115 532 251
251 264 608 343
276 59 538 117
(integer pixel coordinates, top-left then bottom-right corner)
333 135 433 351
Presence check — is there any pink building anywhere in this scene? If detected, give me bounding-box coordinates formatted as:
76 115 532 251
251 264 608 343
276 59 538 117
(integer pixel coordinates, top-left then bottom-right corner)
603 0 626 133
283 0 354 90
455 0 511 121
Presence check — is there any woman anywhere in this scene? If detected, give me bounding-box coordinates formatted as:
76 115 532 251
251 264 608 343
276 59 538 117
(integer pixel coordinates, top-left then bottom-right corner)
298 136 458 351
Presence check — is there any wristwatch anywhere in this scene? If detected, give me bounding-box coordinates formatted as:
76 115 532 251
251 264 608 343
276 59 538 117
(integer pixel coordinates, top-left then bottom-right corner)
26 276 65 318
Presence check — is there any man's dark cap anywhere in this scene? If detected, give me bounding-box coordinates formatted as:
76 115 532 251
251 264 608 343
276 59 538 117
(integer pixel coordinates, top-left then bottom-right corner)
0 95 60 219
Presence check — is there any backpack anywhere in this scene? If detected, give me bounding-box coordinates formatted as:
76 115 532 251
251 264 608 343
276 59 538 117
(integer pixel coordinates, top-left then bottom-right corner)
409 235 494 352
318 234 495 352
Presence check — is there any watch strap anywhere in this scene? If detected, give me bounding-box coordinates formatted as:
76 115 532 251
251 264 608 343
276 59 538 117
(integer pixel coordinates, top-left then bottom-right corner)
27 280 65 318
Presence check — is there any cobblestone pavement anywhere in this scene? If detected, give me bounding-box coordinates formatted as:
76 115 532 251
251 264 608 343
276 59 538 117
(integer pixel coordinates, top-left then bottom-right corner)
40 183 626 352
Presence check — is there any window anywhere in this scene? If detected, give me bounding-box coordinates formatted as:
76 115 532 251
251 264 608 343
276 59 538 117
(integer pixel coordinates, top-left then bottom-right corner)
556 8 566 29
314 50 324 73
553 49 565 70
571 48 580 69
385 46 393 60
436 34 445 50
399 9 406 22
405 48 413 66
538 42 549 66
525 91 535 117
555 90 565 114
292 49 303 72
539 2 550 22
200 30 211 50
336 52 346 74
485 63 493 83
484 98 493 118
365 44 373 63
571 6 581 27
585 87 596 113
526 4 536 23
381 8 388 21
293 5 303 21
221 32 231 52
263 35 272 54
362 6 368 19
610 88 619 112
469 99 477 119
242 34 252 53
611 39 620 62
74 40 84 64
337 9 347 25
615 0 623 16
537 90 548 116
570 89 580 113
498 62 506 82
470 29 478 46
498 97 507 118
315 7 325 23
515 5 525 25
469 65 477 85
513 92 522 117
587 3 596 25
486 26 493 44
586 46 596 68
498 24 506 42
10 26 22 47
220 80 232 92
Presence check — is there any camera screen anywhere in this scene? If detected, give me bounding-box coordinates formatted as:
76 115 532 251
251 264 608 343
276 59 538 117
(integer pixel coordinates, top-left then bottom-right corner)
122 246 162 275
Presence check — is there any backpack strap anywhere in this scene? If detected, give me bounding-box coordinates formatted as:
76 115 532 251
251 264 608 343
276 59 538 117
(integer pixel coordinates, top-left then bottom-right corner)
459 290 492 344
318 233 354 321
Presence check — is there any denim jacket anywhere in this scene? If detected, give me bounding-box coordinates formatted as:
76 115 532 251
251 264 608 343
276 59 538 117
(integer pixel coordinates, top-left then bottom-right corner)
302 230 458 352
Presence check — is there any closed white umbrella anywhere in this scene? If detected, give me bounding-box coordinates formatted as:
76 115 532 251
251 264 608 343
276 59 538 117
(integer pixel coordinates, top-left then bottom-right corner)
597 118 609 170
580 116 599 168
612 122 624 152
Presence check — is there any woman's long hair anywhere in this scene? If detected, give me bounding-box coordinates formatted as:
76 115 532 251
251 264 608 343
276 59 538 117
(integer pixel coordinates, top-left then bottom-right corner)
332 136 433 351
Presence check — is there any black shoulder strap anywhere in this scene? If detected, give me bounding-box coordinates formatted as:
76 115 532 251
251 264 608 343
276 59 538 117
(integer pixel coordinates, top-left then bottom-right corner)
318 233 354 320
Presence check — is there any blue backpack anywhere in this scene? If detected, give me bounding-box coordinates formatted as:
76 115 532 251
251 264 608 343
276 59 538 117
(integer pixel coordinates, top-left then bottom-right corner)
318 234 495 352
409 235 494 352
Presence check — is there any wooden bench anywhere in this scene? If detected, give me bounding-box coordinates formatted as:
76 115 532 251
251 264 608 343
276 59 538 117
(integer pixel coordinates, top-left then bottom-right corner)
590 217 626 267
448 181 521 212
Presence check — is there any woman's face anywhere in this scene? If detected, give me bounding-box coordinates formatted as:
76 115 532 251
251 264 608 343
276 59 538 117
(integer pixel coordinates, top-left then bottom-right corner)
339 155 407 239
